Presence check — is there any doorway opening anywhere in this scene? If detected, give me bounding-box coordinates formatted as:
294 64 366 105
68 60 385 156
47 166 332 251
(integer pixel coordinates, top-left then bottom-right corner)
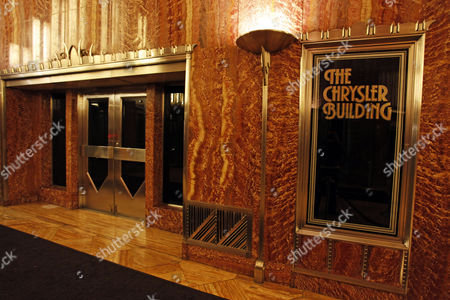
80 92 146 219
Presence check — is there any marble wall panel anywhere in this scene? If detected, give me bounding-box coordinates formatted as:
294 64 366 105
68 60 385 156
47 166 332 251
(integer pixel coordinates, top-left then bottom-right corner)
5 89 44 205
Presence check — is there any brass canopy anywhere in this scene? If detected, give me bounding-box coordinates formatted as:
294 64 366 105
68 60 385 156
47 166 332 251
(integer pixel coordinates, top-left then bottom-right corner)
236 29 298 54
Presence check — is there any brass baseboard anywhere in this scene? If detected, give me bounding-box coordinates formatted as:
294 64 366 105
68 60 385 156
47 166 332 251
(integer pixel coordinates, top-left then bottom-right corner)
293 267 406 295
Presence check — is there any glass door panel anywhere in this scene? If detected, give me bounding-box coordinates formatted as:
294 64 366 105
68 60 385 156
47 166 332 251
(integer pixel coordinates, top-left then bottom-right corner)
122 97 146 149
114 94 146 219
88 99 109 146
83 96 115 213
82 93 146 218
163 89 184 206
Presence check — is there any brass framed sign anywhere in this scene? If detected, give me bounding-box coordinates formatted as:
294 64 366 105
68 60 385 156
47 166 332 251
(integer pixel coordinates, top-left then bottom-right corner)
296 35 426 248
309 50 407 235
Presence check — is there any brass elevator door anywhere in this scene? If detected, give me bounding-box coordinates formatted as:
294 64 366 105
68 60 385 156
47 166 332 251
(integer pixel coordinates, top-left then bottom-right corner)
81 93 146 219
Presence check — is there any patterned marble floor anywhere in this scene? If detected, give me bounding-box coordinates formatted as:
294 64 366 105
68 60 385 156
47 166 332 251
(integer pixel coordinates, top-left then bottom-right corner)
0 203 335 300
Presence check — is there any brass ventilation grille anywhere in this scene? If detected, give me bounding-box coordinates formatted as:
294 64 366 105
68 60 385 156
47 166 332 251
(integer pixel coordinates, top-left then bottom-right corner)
184 201 252 256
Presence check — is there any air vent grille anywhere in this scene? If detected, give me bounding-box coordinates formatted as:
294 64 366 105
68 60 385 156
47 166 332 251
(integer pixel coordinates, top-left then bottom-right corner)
184 201 252 256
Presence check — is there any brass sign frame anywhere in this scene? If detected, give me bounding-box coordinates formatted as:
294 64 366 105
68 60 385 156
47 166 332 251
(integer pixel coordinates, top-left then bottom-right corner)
293 21 432 295
296 33 426 250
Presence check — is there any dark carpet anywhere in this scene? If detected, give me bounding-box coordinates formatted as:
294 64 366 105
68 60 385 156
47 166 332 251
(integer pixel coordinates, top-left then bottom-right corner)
0 225 226 300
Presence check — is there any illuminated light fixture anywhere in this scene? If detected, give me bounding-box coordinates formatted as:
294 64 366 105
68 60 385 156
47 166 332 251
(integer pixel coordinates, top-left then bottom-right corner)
236 0 300 284
236 29 297 54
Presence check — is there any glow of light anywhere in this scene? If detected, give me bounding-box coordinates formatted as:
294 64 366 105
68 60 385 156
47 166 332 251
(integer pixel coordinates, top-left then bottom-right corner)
32 17 41 62
239 7 288 35
9 43 20 66
43 22 50 62
237 1 301 39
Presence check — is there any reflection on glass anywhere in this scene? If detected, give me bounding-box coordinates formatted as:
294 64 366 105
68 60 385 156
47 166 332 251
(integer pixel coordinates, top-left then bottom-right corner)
309 55 405 233
88 98 109 146
121 161 145 197
52 93 66 186
88 158 108 191
163 88 184 205
122 97 146 149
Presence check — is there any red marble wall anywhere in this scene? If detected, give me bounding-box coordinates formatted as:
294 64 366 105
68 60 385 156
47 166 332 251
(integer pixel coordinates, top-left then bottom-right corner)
409 0 449 298
0 0 447 299
4 89 45 205
39 91 79 209
5 89 78 209
268 0 448 299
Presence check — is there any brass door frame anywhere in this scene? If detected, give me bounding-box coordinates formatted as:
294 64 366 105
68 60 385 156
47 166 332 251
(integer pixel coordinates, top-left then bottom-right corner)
79 92 146 219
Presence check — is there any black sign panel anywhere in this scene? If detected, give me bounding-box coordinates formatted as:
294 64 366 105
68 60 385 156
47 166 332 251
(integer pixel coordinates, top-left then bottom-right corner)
308 51 407 234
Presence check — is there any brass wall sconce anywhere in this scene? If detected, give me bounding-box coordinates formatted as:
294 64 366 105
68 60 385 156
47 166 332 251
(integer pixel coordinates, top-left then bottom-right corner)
236 29 298 283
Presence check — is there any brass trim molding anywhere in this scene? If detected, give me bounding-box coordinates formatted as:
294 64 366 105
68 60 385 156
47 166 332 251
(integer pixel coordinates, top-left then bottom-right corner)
1 44 196 78
0 80 6 205
77 93 86 208
327 240 334 272
183 49 192 212
296 227 408 250
254 47 271 284
293 267 406 295
1 45 196 90
361 245 369 279
297 21 434 43
400 250 409 288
